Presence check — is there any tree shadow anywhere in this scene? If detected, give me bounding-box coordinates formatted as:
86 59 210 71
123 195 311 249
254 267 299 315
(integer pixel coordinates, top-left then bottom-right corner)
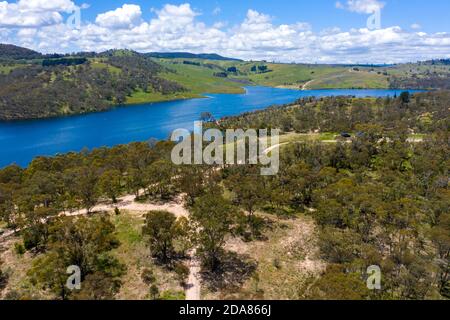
200 251 257 293
234 215 276 242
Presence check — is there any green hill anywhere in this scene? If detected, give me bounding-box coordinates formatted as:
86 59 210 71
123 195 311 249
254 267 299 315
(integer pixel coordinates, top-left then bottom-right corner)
0 44 42 60
1 44 449 120
0 50 186 120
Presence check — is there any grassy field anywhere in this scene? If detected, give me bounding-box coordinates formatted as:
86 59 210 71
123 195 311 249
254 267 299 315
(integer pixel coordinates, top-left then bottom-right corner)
202 213 324 300
306 69 389 89
157 59 391 92
112 211 185 300
159 59 246 94
126 89 200 105
90 59 122 75
241 63 343 88
0 64 25 74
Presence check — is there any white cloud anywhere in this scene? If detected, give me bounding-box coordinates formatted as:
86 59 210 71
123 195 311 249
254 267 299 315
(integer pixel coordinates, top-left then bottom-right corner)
96 4 142 29
336 0 385 14
411 23 421 30
153 3 198 25
17 0 76 12
0 0 77 28
1 3 450 64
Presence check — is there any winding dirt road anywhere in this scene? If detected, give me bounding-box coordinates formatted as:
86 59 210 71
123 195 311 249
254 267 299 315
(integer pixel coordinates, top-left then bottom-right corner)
63 194 189 219
185 250 201 300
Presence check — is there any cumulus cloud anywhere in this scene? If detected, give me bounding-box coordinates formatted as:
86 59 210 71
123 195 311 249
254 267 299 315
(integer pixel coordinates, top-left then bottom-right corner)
0 0 77 28
95 4 142 29
336 0 385 14
411 23 421 30
1 3 450 64
152 3 198 26
18 0 76 12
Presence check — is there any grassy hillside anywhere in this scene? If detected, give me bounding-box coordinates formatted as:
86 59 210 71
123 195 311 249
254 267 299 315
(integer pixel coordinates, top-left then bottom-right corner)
0 54 186 120
158 59 246 95
1 44 449 120
157 59 390 91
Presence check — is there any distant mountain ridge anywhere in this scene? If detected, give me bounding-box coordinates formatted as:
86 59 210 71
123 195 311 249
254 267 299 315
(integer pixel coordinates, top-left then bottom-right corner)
145 52 242 61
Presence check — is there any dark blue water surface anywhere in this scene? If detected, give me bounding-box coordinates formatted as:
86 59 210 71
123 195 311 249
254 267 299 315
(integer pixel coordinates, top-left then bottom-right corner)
0 86 422 167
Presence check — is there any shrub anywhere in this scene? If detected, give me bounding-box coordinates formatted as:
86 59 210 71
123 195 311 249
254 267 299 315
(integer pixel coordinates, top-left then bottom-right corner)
14 242 26 255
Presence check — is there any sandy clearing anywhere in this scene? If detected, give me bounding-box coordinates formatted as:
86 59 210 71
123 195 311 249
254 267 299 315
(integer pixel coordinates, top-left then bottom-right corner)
63 194 189 219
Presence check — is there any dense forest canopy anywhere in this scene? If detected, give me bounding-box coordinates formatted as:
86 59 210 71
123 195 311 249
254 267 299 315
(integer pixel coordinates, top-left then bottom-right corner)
0 90 448 300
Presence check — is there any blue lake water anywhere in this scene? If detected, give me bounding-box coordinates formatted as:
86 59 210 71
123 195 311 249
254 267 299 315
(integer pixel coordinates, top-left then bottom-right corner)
0 86 422 167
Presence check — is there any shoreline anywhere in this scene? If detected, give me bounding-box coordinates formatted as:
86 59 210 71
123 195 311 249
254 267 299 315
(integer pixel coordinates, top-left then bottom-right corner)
0 84 425 123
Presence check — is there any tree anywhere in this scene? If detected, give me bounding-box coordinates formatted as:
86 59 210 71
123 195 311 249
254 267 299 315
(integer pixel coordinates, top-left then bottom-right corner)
28 215 124 300
0 183 19 230
150 284 160 300
142 211 179 263
71 272 122 300
225 171 265 235
177 166 207 206
173 262 190 286
145 160 175 200
68 166 100 213
127 168 145 198
429 212 450 298
400 91 411 104
98 169 122 203
226 173 262 219
330 143 351 172
22 207 57 252
141 268 156 285
191 194 235 271
308 265 370 300
28 251 71 300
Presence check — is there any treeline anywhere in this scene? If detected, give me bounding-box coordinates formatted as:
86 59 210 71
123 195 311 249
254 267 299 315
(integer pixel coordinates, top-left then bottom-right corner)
389 75 450 90
0 55 185 120
42 58 87 67
218 91 450 134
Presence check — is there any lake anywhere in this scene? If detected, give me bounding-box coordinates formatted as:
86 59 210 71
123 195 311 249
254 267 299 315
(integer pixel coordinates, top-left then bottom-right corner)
0 86 422 167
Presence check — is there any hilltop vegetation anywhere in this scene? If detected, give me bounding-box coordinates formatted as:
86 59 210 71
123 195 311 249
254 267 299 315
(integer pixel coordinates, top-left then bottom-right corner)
0 91 448 300
0 44 42 60
0 51 185 120
388 60 450 90
1 44 450 120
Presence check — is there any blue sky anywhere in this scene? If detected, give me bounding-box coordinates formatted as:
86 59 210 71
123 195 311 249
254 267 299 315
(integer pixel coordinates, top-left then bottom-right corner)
85 0 450 33
1 0 450 63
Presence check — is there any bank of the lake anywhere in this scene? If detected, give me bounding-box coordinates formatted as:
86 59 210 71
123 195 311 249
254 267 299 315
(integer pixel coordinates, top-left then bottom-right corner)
0 87 423 167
